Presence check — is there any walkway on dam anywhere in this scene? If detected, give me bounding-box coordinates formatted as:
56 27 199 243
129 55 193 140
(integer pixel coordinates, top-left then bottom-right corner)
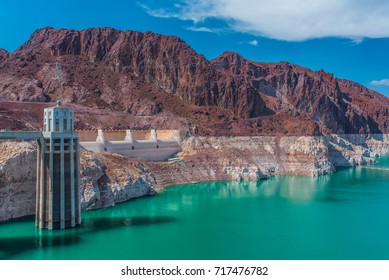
0 131 43 140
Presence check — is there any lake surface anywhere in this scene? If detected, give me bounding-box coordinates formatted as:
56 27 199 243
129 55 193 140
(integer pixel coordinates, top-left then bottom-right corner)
1 157 389 260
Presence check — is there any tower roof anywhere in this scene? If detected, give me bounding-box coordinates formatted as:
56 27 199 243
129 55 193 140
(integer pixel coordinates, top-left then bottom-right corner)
45 101 73 110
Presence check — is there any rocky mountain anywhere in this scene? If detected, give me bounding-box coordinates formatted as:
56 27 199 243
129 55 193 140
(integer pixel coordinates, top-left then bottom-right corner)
0 48 8 62
211 52 389 134
0 27 388 135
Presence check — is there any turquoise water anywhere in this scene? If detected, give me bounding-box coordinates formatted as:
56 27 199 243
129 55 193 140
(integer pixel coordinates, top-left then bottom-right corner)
1 157 389 260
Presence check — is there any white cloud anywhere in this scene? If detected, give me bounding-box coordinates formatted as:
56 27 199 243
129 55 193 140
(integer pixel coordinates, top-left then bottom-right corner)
371 79 389 86
249 40 258 46
142 0 389 41
351 37 364 45
187 26 214 33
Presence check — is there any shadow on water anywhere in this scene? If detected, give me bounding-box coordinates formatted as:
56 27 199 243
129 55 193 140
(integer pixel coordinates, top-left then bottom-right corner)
0 216 176 259
0 232 82 259
319 196 356 203
81 216 176 230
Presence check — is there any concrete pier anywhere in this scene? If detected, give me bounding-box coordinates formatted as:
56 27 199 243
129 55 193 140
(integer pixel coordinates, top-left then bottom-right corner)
125 130 133 142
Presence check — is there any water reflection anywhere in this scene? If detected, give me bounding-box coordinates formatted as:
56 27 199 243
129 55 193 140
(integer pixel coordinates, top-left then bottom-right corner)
259 175 328 201
167 177 331 203
81 216 176 229
0 215 176 259
0 232 82 259
165 165 385 205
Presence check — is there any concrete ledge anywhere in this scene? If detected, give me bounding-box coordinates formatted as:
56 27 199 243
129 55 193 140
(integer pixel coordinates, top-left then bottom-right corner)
0 131 43 140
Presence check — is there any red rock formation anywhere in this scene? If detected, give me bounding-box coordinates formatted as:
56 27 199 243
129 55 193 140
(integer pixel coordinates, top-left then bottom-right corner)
0 48 8 62
211 52 389 134
0 27 388 135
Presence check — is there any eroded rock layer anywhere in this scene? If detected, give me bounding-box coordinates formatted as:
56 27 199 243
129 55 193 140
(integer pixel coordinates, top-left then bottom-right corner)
0 142 157 221
1 134 388 221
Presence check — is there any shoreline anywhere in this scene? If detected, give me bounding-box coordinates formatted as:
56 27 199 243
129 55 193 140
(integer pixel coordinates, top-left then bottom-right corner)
2 158 388 226
1 134 389 223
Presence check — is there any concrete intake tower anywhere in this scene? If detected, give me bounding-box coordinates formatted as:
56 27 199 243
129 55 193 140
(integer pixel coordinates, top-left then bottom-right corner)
36 101 81 229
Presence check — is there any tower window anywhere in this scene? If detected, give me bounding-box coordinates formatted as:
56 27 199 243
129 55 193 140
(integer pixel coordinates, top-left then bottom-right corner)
63 119 68 131
55 119 60 131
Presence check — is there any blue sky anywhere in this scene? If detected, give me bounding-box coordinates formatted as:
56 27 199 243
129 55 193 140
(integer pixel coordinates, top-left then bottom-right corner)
1 0 389 96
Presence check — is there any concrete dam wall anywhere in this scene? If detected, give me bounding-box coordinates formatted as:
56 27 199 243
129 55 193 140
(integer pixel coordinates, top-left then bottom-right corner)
79 129 183 161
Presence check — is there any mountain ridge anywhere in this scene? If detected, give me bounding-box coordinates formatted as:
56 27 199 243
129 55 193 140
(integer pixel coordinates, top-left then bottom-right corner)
0 27 388 135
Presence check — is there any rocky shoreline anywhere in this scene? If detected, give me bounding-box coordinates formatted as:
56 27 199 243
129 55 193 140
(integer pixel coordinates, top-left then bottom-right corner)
1 134 388 222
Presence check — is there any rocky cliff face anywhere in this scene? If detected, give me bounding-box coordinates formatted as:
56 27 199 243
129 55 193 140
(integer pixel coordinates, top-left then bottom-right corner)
177 136 334 178
0 48 8 62
1 27 388 135
0 142 157 221
142 133 389 189
80 151 157 210
1 134 388 222
156 133 387 186
211 52 389 134
0 142 36 221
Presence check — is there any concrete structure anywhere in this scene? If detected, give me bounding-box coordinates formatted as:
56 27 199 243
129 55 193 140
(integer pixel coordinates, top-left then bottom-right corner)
37 102 81 229
79 129 183 161
0 101 81 229
0 131 43 140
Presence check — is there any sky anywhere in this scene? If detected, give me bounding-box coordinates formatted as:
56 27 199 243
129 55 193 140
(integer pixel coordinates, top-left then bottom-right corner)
1 0 389 96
